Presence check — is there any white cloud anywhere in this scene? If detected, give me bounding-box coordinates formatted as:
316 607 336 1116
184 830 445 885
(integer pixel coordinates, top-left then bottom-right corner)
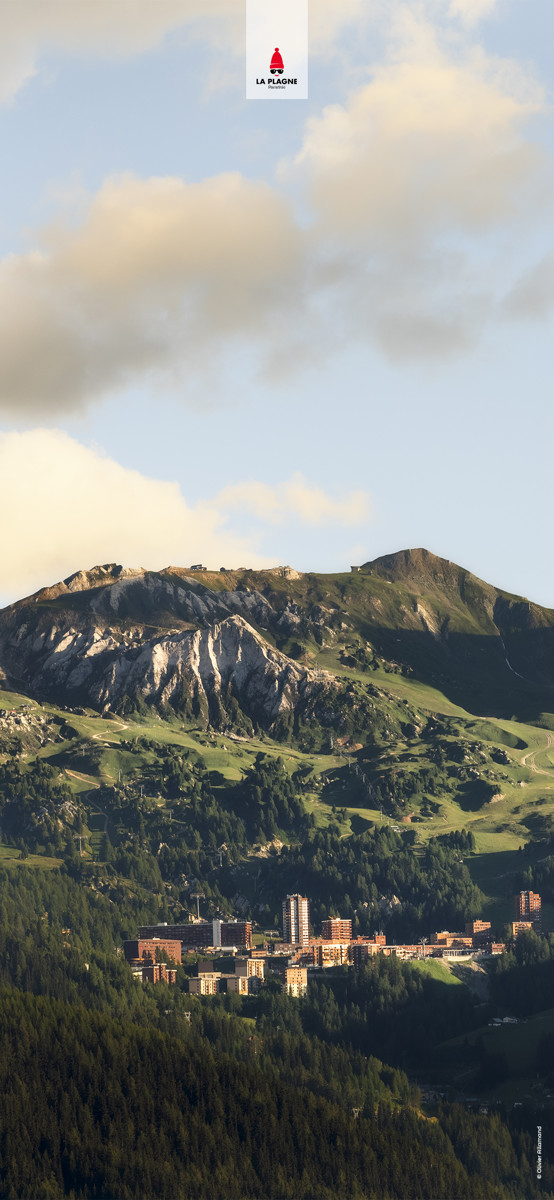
0 428 267 601
215 473 371 526
284 11 547 360
294 19 545 244
448 0 500 26
0 430 371 604
0 172 303 415
308 0 371 55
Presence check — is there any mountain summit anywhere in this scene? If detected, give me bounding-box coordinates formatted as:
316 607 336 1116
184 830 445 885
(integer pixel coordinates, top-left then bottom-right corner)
360 548 495 597
0 551 553 724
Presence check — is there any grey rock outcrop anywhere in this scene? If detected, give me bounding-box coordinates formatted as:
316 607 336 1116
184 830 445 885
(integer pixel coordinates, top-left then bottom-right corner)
0 585 337 727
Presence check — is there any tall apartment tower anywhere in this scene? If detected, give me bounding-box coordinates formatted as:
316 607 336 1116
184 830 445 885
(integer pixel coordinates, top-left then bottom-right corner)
514 890 541 931
282 894 310 946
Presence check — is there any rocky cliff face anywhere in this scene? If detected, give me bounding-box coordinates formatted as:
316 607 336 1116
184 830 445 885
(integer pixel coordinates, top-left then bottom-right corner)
0 568 337 728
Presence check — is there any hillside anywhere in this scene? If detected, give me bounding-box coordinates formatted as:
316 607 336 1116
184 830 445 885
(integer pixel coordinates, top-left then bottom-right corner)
2 549 554 725
2 547 554 1187
0 549 553 942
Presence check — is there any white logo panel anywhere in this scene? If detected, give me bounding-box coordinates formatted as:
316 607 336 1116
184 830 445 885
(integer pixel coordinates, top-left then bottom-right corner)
246 0 308 100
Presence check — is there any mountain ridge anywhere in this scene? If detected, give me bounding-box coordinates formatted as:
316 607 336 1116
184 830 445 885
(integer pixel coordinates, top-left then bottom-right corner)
1 548 554 726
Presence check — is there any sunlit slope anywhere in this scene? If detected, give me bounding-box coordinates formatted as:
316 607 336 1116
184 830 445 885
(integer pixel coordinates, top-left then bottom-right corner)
2 548 554 723
1 670 554 921
1 549 554 924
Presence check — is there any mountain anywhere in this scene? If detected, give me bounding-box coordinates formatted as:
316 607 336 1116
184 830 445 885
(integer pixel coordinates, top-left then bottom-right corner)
2 550 554 962
0 567 337 731
1 550 553 727
354 548 554 712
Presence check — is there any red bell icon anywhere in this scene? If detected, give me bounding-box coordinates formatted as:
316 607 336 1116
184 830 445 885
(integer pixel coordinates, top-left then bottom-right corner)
270 47 284 74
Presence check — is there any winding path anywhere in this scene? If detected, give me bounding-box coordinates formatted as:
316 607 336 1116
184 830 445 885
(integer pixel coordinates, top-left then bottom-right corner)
520 731 554 777
65 768 100 789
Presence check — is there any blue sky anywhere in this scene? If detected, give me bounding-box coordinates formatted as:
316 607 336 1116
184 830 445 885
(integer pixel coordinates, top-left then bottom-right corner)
0 0 553 607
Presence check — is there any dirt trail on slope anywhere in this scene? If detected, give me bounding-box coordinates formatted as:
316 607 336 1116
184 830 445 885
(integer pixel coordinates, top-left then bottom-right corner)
520 732 554 778
65 769 100 789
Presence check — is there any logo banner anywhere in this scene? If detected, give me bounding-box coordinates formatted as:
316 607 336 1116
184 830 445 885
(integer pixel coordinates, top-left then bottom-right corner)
246 0 308 100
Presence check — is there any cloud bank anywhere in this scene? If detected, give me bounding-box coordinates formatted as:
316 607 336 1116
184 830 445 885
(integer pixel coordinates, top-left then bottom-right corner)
0 173 302 415
0 6 547 412
215 474 371 526
0 430 371 604
295 22 543 242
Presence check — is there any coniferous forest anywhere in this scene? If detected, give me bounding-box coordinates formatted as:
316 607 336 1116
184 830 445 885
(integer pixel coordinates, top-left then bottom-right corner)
2 557 554 1197
0 866 550 1200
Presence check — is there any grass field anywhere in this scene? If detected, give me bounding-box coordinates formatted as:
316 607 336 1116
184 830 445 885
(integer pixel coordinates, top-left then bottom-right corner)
0 692 41 712
0 843 61 870
52 709 345 787
1 663 554 917
409 958 464 986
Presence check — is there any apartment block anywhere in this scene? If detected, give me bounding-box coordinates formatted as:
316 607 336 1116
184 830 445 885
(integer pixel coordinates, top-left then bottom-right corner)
226 975 250 995
316 941 351 968
189 954 265 996
350 940 385 969
189 975 221 995
465 920 491 936
292 946 315 968
430 932 473 949
514 891 541 931
465 920 492 947
235 957 265 980
142 963 177 984
512 920 534 938
321 917 353 942
197 960 219 976
226 973 262 995
124 938 182 965
282 895 310 946
390 945 425 960
281 966 308 997
214 920 253 948
138 920 252 949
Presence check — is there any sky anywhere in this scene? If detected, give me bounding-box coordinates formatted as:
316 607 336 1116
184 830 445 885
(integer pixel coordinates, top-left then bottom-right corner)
0 0 553 607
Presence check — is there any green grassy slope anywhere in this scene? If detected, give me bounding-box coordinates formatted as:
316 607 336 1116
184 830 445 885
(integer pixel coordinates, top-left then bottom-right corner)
1 551 554 941
0 664 553 925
